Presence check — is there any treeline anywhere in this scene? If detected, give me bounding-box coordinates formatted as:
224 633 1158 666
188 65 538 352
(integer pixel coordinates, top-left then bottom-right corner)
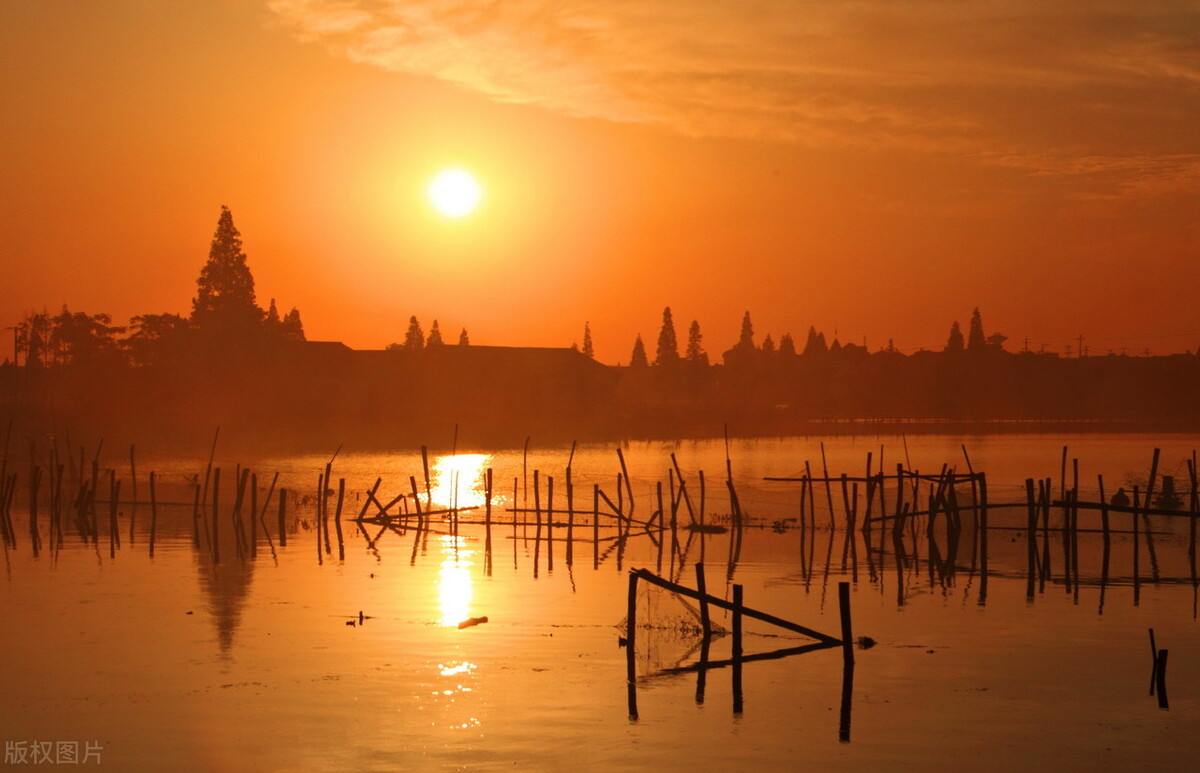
8 206 305 372
608 307 1200 432
616 306 1008 370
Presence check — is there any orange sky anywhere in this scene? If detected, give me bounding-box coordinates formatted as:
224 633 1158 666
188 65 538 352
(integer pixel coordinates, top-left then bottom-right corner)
3 1 1199 363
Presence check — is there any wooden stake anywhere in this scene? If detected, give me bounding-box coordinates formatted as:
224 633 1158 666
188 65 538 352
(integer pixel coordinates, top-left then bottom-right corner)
695 562 711 638
277 488 288 547
626 570 639 720
732 583 744 715
149 471 158 558
839 581 854 665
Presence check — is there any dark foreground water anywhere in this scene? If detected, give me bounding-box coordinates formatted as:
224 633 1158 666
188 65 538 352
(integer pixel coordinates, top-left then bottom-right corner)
1 434 1197 771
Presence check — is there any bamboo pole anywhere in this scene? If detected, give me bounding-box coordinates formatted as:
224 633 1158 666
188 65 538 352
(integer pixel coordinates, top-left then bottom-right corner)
1025 478 1037 599
732 583 744 715
547 474 554 572
211 467 221 563
617 447 634 517
149 471 158 558
277 488 288 547
626 570 638 720
688 562 709 638
839 580 855 666
566 466 574 566
592 483 600 570
484 467 493 577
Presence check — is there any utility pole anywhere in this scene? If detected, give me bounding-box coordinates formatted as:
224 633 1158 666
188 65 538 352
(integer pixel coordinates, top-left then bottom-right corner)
1077 334 1085 358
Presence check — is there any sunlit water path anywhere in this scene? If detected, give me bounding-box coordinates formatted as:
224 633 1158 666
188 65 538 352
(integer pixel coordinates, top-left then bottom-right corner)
1 434 1197 770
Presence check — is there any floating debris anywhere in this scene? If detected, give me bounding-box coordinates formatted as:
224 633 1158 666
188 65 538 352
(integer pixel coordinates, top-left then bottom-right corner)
458 616 489 629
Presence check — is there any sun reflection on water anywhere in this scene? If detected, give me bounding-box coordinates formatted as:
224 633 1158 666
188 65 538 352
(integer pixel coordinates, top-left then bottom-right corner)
430 453 490 509
437 535 475 627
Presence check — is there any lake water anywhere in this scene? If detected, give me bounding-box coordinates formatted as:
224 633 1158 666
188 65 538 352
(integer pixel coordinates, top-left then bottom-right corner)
1 433 1197 771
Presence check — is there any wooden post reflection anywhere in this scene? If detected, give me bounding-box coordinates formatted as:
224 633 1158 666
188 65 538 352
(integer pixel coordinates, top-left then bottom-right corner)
732 583 743 715
978 473 989 604
276 488 287 547
839 658 855 743
1025 479 1036 600
546 474 554 572
695 629 711 705
626 570 639 720
484 468 493 577
592 484 599 570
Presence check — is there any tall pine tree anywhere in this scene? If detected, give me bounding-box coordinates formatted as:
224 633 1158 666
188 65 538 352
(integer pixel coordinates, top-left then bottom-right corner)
582 322 594 359
630 334 649 368
686 320 705 362
655 307 680 366
427 319 444 346
967 308 986 351
736 311 755 349
191 206 262 331
946 321 965 352
404 316 424 349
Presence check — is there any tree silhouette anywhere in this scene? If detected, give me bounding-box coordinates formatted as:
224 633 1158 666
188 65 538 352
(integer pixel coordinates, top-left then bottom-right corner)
191 206 262 330
126 313 190 367
582 322 594 359
630 334 649 368
967 308 986 351
655 306 680 366
779 332 797 356
802 326 827 356
50 306 124 368
946 321 965 352
736 311 755 349
404 316 424 349
14 311 51 367
427 319 444 346
686 320 706 362
265 299 281 330
280 308 304 341
761 334 776 354
459 328 470 346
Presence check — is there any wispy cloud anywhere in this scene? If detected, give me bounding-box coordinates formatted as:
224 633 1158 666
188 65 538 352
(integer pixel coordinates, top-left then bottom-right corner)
268 0 1200 191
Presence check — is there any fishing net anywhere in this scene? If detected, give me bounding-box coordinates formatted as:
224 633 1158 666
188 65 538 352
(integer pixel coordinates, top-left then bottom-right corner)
617 580 727 675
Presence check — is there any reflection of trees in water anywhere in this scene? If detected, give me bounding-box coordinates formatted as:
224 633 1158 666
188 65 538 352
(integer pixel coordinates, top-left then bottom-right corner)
193 512 255 656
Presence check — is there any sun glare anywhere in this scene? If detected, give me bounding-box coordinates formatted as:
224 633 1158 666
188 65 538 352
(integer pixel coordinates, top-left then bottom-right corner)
428 169 482 218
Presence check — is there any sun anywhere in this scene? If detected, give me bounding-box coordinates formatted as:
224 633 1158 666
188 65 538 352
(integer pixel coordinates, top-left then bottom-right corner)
427 169 482 218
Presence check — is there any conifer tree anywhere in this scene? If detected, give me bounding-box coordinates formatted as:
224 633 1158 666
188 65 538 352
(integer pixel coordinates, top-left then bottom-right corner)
736 311 755 349
459 328 470 346
686 320 705 362
582 322 594 359
779 332 797 356
427 319 444 346
803 326 828 356
404 316 424 349
191 206 263 330
761 334 776 354
655 306 680 366
281 308 305 341
967 308 986 351
630 334 649 368
946 321 965 352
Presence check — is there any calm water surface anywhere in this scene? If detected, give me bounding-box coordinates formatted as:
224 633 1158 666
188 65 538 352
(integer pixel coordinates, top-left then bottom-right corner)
1 434 1197 771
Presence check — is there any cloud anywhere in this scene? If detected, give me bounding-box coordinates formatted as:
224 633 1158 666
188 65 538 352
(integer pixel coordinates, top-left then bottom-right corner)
268 0 1200 191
